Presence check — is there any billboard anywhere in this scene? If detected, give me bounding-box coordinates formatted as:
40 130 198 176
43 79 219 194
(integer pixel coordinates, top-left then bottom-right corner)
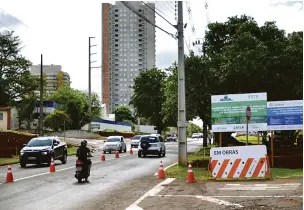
267 100 303 131
211 92 267 132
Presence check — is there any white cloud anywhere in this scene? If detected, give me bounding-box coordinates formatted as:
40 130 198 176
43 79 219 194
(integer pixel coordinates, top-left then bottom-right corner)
0 0 302 103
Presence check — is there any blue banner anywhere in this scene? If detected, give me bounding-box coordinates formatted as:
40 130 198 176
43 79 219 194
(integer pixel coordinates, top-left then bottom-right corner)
267 101 303 130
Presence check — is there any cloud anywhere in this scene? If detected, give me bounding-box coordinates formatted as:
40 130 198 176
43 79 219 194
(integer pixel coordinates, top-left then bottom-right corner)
156 49 177 69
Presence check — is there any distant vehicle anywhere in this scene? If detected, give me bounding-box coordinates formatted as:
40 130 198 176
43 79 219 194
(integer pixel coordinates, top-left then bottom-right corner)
191 133 200 139
166 134 177 142
138 135 166 158
103 136 127 153
131 135 141 148
19 136 68 168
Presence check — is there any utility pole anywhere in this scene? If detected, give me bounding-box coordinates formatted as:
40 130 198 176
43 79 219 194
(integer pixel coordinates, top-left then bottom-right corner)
88 37 97 132
39 54 44 136
177 1 187 165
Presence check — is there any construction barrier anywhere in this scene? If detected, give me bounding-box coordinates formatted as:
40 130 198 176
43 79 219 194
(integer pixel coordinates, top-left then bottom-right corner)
208 145 272 180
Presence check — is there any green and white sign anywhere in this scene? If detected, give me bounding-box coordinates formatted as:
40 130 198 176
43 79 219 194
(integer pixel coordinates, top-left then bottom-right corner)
211 92 267 132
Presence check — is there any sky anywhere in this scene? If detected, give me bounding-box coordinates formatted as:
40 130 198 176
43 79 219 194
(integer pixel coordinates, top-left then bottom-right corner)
0 0 303 125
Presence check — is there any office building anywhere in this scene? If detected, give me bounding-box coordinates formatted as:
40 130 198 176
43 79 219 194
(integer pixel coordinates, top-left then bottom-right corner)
102 1 156 113
30 64 70 93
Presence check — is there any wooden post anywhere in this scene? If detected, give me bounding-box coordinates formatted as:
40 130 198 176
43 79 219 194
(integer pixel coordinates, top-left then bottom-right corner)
271 131 274 168
219 132 222 147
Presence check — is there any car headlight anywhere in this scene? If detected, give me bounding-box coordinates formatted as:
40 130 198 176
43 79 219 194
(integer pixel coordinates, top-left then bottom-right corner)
20 151 24 156
42 152 48 155
117 144 120 147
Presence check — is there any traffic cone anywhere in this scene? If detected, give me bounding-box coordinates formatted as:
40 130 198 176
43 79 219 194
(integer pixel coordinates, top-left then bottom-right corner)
186 163 196 183
101 151 106 161
157 161 165 179
49 157 56 173
130 147 133 155
5 165 14 183
115 151 120 158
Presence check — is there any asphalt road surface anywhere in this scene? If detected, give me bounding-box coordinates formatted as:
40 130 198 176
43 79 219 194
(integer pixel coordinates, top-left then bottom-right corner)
0 138 203 210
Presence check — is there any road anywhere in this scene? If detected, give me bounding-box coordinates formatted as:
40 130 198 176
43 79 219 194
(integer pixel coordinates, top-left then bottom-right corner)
0 138 203 210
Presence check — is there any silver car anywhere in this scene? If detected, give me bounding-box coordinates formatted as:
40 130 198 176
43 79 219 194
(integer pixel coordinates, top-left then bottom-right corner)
131 135 141 148
103 136 127 153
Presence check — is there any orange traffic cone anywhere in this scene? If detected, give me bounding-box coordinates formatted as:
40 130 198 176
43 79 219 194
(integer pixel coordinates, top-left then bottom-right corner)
5 165 14 183
49 157 56 173
101 151 106 161
130 147 133 155
157 161 165 179
115 151 120 158
186 163 196 183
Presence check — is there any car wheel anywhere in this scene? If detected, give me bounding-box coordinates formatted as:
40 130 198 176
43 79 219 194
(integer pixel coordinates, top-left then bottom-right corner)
162 150 166 157
138 151 142 158
119 147 123 153
158 149 162 157
61 152 67 164
124 146 127 153
78 177 82 183
20 162 26 168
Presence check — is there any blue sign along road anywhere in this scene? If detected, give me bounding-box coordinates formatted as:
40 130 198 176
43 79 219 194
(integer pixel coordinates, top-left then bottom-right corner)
267 106 303 126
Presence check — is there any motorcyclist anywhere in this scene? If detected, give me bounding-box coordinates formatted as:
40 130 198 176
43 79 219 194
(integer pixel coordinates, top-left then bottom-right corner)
76 140 92 173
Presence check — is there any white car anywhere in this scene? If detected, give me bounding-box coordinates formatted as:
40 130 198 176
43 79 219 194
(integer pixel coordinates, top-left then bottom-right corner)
191 133 200 138
131 135 141 148
138 135 166 158
103 136 127 153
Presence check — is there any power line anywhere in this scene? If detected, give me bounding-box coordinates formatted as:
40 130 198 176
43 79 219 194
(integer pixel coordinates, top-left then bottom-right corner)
141 1 176 29
121 1 176 39
0 8 28 28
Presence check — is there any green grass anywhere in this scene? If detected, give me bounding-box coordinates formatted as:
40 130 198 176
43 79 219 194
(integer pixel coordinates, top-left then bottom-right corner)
236 135 259 144
165 146 303 180
0 145 78 166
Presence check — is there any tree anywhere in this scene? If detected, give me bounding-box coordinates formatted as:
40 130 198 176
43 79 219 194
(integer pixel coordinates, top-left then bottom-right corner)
44 110 71 131
50 86 92 129
130 68 167 134
82 91 102 118
0 30 39 106
113 105 134 122
186 122 203 137
15 94 37 129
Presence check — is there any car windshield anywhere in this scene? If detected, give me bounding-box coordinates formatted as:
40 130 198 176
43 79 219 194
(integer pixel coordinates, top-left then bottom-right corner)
141 136 158 143
27 139 52 147
132 135 141 140
193 133 199 135
107 138 120 142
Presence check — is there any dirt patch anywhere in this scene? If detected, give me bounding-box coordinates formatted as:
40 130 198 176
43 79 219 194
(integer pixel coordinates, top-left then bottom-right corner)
191 159 209 168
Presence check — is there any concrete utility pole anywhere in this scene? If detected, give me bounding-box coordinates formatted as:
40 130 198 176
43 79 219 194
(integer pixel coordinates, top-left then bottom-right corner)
177 1 187 165
88 37 97 132
39 54 44 136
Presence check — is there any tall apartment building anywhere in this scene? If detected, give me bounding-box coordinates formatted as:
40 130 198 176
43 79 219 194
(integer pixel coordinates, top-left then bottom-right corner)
30 64 70 93
102 1 156 114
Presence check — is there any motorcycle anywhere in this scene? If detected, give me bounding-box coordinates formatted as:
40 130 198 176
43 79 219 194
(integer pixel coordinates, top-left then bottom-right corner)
75 155 93 183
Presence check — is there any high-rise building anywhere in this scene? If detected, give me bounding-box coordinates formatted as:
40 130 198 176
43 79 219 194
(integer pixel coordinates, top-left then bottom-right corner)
102 1 156 114
30 64 70 94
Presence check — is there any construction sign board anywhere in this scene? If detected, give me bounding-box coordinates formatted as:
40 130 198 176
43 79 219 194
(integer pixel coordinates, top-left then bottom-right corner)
211 92 267 132
209 145 269 179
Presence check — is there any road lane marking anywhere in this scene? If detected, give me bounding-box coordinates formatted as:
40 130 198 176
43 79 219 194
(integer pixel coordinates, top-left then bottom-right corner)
155 195 243 208
125 178 176 210
219 183 301 191
210 195 303 198
1 154 132 184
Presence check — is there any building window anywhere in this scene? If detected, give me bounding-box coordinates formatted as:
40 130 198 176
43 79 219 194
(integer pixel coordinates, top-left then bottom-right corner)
0 113 3 120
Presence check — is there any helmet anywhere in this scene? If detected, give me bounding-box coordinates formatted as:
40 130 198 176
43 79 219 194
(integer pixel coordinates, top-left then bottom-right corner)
81 140 87 146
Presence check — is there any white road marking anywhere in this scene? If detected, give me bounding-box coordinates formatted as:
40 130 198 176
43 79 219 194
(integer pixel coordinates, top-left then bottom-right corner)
155 195 243 208
125 178 176 210
154 162 178 176
211 195 303 198
2 154 132 184
219 183 301 191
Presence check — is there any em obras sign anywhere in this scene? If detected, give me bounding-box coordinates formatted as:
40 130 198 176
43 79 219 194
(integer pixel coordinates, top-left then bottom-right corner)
211 92 267 132
209 145 269 179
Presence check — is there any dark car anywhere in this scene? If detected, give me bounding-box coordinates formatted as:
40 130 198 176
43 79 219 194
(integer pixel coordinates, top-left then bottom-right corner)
19 136 68 167
166 134 177 142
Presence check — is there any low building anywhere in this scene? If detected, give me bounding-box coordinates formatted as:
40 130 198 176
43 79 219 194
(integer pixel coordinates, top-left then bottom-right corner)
0 107 11 130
